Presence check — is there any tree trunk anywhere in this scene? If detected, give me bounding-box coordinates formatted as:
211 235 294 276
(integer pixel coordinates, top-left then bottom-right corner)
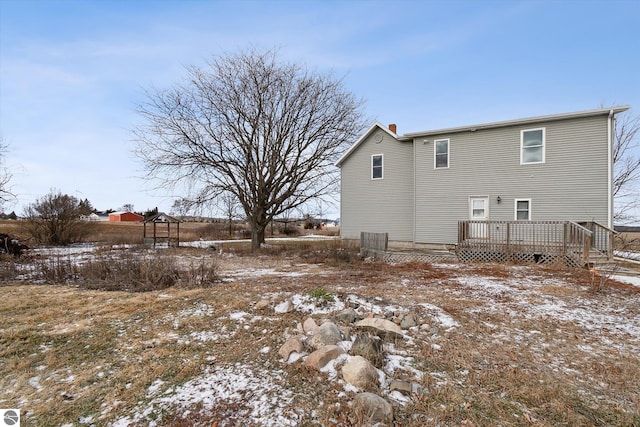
250 224 265 251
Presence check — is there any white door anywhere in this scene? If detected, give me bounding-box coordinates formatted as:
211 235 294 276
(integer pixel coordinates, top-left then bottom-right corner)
469 196 489 238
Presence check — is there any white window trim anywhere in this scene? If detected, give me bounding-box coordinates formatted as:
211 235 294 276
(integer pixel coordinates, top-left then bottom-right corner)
468 195 490 219
434 138 450 169
371 154 383 180
514 198 532 220
520 127 545 165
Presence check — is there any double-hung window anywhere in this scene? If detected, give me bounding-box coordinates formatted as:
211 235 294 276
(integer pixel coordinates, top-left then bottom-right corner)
371 154 383 180
434 139 449 169
521 128 545 164
515 199 531 220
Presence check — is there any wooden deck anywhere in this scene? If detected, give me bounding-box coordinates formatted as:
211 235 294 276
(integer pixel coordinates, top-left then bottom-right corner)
457 220 615 267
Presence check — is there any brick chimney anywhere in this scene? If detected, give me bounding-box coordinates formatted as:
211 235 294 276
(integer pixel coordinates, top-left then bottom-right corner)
388 123 397 134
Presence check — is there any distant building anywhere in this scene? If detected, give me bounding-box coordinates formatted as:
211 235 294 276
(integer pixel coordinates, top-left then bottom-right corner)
109 211 144 222
80 213 101 222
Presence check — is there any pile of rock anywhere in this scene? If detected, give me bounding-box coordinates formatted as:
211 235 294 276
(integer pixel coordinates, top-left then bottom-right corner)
0 233 28 257
264 298 423 426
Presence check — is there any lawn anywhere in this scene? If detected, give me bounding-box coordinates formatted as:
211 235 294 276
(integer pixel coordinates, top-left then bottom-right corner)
0 232 639 426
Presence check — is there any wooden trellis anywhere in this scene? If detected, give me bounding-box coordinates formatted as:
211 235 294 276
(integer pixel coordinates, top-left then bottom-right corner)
143 212 181 248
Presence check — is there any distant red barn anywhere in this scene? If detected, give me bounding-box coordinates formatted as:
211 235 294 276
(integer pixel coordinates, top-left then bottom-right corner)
109 211 144 222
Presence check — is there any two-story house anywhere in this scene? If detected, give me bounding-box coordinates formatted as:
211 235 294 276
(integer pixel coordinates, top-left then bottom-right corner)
336 107 628 259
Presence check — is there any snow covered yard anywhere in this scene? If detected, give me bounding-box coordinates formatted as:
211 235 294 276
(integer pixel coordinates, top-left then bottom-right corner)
1 246 639 426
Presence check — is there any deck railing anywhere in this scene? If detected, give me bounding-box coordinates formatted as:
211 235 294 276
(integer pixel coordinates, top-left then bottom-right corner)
457 221 594 266
577 221 617 259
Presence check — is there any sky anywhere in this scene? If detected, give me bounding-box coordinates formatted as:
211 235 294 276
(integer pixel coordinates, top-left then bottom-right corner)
1 0 639 220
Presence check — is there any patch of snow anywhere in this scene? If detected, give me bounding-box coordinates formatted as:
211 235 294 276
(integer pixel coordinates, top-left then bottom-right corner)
612 274 640 287
286 352 303 364
291 294 346 314
230 311 250 321
418 303 460 329
615 250 640 261
147 379 165 395
78 415 94 424
276 300 295 313
113 364 302 426
28 376 42 391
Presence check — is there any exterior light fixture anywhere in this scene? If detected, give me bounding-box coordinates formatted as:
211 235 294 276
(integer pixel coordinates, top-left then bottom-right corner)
497 196 502 204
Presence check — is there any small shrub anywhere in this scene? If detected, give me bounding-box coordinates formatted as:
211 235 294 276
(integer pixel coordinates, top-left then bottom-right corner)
0 254 21 282
31 255 79 284
308 287 334 303
78 255 180 292
181 257 220 288
588 264 619 294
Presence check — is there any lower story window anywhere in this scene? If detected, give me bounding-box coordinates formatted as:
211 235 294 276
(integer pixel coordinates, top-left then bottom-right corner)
515 199 531 220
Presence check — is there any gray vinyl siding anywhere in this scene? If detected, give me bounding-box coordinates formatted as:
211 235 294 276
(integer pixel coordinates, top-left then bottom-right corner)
340 130 414 241
414 115 610 244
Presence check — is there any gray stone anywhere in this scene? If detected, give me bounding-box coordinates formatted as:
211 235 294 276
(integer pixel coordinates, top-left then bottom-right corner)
303 317 320 334
305 345 344 370
355 317 403 337
350 333 384 367
400 312 417 329
278 336 304 361
335 308 358 324
389 379 412 395
307 333 326 351
339 326 352 342
254 299 270 311
342 356 379 389
318 321 343 344
352 392 393 426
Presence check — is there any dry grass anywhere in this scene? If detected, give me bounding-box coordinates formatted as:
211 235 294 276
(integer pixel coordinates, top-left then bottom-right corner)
0 238 639 426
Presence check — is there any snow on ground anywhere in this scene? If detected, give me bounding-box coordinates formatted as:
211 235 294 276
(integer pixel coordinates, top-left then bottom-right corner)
613 274 640 287
615 250 640 261
112 365 302 427
182 235 337 249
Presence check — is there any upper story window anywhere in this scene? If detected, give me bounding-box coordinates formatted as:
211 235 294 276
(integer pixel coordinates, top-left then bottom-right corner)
434 139 449 169
371 154 383 179
521 128 545 164
515 199 531 220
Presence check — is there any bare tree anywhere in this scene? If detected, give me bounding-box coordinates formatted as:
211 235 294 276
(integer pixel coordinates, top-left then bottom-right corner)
0 136 15 208
613 111 640 223
120 203 134 212
171 198 193 218
134 48 365 249
219 191 241 237
23 190 93 245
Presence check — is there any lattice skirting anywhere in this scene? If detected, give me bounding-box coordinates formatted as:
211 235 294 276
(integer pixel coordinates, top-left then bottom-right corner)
455 249 582 267
365 249 457 264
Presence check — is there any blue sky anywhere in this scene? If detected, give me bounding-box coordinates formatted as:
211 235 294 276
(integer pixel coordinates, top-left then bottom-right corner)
1 0 639 219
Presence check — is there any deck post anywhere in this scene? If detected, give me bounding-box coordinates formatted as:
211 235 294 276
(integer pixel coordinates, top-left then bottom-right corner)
506 223 511 261
562 222 567 257
583 233 591 264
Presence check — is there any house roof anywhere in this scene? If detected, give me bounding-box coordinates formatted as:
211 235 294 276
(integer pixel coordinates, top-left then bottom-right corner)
335 121 399 167
110 211 143 216
335 106 630 167
397 106 630 141
144 212 180 223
